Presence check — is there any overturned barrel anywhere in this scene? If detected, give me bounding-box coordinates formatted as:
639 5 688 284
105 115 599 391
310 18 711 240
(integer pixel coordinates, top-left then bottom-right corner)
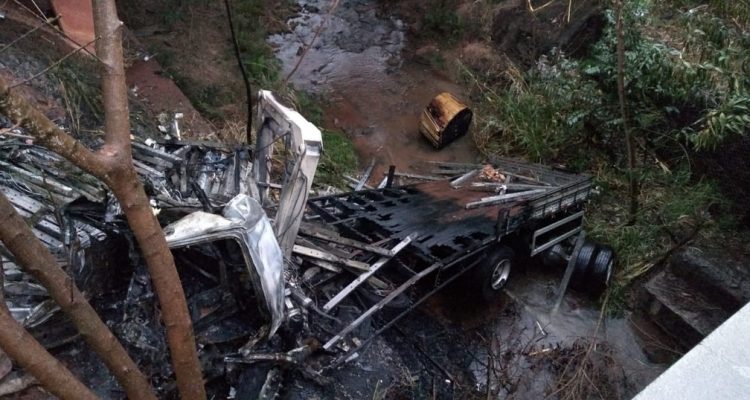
419 92 473 149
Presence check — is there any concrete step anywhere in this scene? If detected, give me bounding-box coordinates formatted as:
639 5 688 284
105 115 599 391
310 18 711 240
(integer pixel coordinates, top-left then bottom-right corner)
670 247 750 313
644 269 730 348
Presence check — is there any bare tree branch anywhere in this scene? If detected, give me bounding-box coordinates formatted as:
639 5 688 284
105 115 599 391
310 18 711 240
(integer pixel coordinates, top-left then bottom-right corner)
92 1 131 156
0 1 207 398
0 15 61 53
9 36 99 89
91 2 206 398
0 259 99 400
0 192 158 400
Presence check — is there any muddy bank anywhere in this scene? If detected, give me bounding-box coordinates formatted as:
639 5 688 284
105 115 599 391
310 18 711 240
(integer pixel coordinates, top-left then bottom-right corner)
269 0 481 181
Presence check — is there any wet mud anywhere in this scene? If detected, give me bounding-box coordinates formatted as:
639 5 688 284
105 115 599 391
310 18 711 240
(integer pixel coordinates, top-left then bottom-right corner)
269 0 481 182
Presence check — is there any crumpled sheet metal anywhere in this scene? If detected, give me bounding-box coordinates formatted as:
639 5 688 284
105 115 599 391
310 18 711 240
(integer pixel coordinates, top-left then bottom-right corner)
164 194 285 336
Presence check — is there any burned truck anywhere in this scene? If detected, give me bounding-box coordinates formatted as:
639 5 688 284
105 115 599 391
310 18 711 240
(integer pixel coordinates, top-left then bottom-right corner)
160 92 615 390
0 90 613 397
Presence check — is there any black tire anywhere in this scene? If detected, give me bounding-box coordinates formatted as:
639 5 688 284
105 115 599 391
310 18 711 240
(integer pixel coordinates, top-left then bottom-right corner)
473 246 514 303
570 242 597 291
586 245 614 296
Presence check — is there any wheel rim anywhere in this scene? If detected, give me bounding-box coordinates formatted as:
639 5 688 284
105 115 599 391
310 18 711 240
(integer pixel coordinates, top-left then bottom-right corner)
490 259 511 290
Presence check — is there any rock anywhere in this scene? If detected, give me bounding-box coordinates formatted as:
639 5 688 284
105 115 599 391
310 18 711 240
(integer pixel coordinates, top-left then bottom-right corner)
670 247 750 312
491 0 606 66
641 246 750 350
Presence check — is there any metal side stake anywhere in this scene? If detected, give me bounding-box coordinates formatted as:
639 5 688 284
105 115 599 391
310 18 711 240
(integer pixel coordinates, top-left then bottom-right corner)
552 230 586 315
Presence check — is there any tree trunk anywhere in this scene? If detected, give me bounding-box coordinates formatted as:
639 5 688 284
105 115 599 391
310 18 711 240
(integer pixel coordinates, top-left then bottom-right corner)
0 1 207 398
0 260 99 400
615 0 638 224
0 192 157 400
107 167 207 398
91 1 205 398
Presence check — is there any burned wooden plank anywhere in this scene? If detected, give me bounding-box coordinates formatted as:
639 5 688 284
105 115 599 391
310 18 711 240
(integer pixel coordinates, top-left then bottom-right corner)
465 189 548 209
132 141 184 163
470 182 554 191
427 161 482 170
345 175 373 190
384 172 442 181
355 159 376 191
299 223 393 257
450 169 479 188
322 233 417 312
292 245 370 271
304 258 342 273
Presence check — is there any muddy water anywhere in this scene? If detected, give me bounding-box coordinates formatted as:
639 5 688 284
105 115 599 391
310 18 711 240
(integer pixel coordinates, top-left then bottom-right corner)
439 266 667 398
269 0 480 182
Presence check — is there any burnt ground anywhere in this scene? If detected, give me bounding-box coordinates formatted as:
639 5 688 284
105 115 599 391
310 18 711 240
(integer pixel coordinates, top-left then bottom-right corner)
280 261 665 399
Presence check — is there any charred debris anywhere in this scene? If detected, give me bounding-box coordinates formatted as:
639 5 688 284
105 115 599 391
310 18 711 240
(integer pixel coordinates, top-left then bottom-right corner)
0 90 613 398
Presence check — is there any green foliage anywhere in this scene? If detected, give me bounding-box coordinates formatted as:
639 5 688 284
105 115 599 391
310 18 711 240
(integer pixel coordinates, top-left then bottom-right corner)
290 92 359 189
317 130 358 189
50 62 103 126
422 0 464 41
230 0 289 88
694 95 750 148
463 53 608 165
587 165 729 286
667 0 750 27
584 3 750 149
169 71 231 120
466 0 750 163
462 0 748 296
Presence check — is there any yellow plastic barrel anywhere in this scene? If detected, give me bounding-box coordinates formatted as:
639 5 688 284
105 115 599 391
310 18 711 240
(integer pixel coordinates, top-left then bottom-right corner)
419 92 473 149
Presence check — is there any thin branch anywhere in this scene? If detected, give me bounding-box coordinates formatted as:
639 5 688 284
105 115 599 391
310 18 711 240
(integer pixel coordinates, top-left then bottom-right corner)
223 0 253 144
9 36 99 89
28 0 44 19
284 0 341 84
615 0 639 224
527 0 557 13
91 2 206 398
9 0 103 61
0 15 61 53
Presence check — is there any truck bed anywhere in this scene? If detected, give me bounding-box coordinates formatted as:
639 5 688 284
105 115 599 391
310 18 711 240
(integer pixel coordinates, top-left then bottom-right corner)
305 158 593 264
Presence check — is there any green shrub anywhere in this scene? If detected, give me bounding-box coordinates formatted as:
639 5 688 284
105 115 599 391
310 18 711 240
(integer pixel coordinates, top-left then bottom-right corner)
317 131 358 189
422 0 464 41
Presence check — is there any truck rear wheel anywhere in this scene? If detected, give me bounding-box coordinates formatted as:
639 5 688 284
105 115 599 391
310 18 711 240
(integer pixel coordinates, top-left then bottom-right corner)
588 246 614 296
570 241 614 297
474 246 514 303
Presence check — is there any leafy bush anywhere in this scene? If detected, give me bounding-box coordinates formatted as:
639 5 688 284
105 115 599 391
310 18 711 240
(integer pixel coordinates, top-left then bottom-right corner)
467 0 749 165
466 54 604 164
317 131 358 189
583 3 750 150
422 0 464 41
463 0 748 292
